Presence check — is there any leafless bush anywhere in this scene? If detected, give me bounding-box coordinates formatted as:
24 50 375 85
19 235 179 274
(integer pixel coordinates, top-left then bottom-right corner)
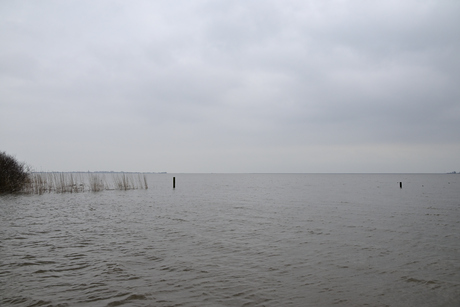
0 151 30 194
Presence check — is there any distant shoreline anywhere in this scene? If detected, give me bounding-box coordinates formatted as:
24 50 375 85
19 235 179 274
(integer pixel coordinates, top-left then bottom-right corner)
31 171 167 174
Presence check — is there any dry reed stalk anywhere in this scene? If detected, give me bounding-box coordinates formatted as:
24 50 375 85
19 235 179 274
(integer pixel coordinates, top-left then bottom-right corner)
112 173 147 190
30 173 48 195
22 173 52 194
135 173 148 189
50 173 83 193
89 173 105 192
56 173 65 193
46 173 54 193
143 174 148 189
118 173 131 190
21 172 148 194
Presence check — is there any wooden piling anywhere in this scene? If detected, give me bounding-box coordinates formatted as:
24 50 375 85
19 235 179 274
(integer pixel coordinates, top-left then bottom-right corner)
173 177 175 189
400 182 402 189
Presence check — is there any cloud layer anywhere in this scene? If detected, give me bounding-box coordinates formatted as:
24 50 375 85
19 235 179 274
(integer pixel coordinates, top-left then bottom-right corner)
1 0 459 172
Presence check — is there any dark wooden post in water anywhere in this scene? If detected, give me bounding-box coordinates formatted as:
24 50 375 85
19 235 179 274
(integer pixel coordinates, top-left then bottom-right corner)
173 177 175 189
400 182 402 189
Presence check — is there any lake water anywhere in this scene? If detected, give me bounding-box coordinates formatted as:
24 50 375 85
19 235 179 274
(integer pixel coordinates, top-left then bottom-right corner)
1 173 459 306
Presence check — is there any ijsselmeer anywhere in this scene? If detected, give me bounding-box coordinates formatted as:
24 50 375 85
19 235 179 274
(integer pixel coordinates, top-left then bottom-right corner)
1 1 459 306
1 172 460 306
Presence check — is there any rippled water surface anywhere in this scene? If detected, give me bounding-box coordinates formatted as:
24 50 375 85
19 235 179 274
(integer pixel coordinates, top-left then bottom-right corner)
1 174 460 306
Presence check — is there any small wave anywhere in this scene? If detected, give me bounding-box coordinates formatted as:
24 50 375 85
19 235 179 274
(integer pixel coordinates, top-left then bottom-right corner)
402 276 439 286
17 262 41 267
106 294 148 306
53 264 91 272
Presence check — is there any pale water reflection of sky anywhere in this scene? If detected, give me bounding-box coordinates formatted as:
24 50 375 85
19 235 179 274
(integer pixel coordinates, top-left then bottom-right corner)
1 1 459 173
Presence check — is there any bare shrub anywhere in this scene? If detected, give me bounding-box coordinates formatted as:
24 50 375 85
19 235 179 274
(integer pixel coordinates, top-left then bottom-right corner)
0 151 30 194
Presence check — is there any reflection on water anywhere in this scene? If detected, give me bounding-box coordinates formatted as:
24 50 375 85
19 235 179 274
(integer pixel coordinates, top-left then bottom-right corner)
1 174 459 306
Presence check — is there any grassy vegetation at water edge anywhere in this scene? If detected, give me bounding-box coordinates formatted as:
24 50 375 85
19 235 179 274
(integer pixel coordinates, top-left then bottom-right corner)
0 151 148 194
25 172 148 194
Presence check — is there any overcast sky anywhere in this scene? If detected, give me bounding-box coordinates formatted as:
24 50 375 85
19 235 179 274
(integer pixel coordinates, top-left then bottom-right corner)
1 0 459 173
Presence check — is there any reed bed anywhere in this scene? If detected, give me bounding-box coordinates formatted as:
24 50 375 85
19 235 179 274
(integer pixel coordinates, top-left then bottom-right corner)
89 173 106 192
23 172 148 194
112 173 148 190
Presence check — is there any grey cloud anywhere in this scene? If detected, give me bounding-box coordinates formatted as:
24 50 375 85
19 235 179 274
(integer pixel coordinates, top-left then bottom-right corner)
1 0 459 172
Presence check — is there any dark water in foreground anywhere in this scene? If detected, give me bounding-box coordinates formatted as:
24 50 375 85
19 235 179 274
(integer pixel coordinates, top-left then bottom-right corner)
1 174 459 306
